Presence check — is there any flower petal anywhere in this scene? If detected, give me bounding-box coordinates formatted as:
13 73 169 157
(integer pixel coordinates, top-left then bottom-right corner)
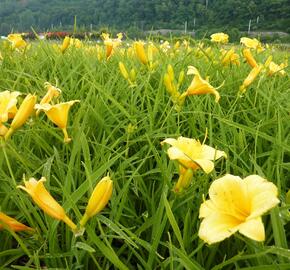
193 159 214 174
238 217 265 241
243 175 280 219
208 174 249 219
199 199 216 218
200 144 227 160
167 147 191 161
198 212 240 244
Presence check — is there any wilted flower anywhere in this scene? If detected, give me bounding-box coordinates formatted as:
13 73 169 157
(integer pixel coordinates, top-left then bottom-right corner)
0 211 33 232
210 33 229 44
35 100 79 143
5 94 37 140
80 176 113 227
18 177 77 231
161 136 227 174
198 174 279 244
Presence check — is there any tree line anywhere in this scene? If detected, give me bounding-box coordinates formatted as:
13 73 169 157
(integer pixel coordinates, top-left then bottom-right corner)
0 0 289 35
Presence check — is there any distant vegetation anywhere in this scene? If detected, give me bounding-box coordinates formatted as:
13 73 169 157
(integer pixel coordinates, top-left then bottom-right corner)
0 0 289 36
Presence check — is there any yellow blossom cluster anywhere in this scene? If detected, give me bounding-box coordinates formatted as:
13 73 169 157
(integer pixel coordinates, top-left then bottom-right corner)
162 135 280 244
0 83 79 143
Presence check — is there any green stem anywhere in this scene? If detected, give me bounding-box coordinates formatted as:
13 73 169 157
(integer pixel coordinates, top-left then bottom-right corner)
80 213 90 228
2 145 17 186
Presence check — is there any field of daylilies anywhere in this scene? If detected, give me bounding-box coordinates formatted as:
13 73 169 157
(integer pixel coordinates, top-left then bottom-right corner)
0 32 289 269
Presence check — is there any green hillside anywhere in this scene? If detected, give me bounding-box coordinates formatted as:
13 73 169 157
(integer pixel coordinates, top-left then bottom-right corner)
0 0 289 34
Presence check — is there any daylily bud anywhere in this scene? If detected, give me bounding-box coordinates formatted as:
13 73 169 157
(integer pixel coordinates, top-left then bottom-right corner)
119 62 129 80
173 168 194 193
167 64 175 82
80 176 113 227
18 177 77 231
177 70 185 88
61 36 70 53
130 68 136 82
164 74 175 94
134 41 148 65
243 49 258 68
264 56 273 68
5 94 37 140
240 65 262 93
0 212 33 232
105 41 113 59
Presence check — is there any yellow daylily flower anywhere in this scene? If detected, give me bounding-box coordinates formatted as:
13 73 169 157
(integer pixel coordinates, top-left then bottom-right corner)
35 100 79 143
239 65 263 93
80 176 113 227
70 38 82 49
7 34 27 50
40 82 62 105
160 41 171 53
18 177 77 231
161 136 227 174
198 174 279 244
101 33 123 59
36 83 62 116
0 90 21 123
242 49 258 68
210 33 229 44
221 48 240 66
268 61 287 76
5 94 37 140
186 66 222 103
0 212 34 232
240 37 264 52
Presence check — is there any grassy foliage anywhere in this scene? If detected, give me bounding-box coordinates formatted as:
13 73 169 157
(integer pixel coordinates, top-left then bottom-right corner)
0 38 289 269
